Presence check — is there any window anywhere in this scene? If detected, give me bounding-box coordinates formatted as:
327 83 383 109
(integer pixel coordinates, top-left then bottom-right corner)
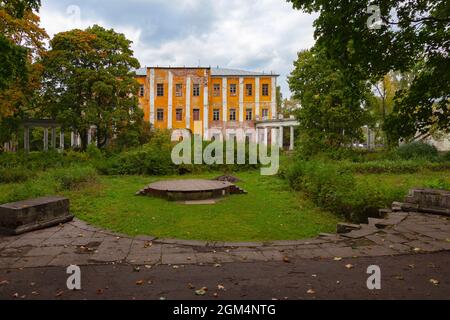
262 84 269 96
213 83 221 97
176 108 183 122
157 83 164 97
176 83 183 97
246 84 253 96
229 108 236 121
193 84 200 97
139 85 145 97
213 109 220 121
246 109 253 121
157 109 164 121
262 108 269 119
229 84 237 96
193 109 200 121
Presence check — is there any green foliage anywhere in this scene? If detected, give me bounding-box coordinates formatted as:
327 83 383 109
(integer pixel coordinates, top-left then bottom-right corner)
0 166 34 183
424 178 450 190
287 0 450 138
0 165 97 204
40 25 141 150
288 48 371 155
396 142 439 161
283 158 450 223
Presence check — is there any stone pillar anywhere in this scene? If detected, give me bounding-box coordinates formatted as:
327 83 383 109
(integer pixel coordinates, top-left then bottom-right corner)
255 77 260 119
279 126 284 149
239 77 244 123
51 127 56 149
186 76 191 129
43 128 49 151
60 130 65 152
87 127 92 145
222 77 228 123
264 127 269 145
71 132 75 148
24 126 30 153
168 71 173 129
290 126 295 151
203 71 209 139
255 128 259 144
271 128 278 147
149 68 155 125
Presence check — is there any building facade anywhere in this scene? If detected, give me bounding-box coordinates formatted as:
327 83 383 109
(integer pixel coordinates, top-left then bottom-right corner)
135 67 280 140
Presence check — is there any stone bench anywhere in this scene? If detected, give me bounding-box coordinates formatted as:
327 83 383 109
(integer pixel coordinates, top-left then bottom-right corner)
0 196 73 235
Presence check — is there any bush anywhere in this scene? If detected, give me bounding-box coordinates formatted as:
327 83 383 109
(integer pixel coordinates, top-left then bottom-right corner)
284 160 411 223
0 165 98 204
0 167 35 183
396 142 439 161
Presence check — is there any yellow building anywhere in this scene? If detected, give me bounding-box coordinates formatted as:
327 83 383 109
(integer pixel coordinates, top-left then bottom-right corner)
135 67 280 140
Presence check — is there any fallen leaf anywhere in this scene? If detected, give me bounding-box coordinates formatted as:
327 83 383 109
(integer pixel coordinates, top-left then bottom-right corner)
283 257 291 263
430 279 440 286
214 264 222 268
0 280 9 286
307 289 316 294
133 266 141 272
413 248 421 253
12 293 19 298
144 265 152 269
195 289 207 296
213 293 219 298
395 275 404 280
31 291 39 296
135 280 144 286
345 264 354 269
55 291 64 297
173 265 180 269
217 284 225 291
334 257 343 261
188 283 195 289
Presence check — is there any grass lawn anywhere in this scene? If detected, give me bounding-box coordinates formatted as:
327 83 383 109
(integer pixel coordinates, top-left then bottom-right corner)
64 171 341 242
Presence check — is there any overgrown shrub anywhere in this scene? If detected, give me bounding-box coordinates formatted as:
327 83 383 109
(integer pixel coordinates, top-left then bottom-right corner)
396 142 439 161
284 160 410 223
0 167 35 183
0 165 98 204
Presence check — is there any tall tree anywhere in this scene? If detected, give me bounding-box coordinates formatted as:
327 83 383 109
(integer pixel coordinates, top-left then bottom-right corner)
41 25 142 150
289 48 372 154
0 0 47 145
287 0 450 139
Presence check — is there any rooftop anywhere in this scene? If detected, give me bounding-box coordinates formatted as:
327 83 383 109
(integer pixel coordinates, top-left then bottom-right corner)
133 67 279 77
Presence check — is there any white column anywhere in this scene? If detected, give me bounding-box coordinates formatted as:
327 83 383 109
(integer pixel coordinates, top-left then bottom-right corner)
255 77 260 119
255 128 259 144
264 127 269 145
71 132 75 148
186 76 191 129
271 128 278 147
87 127 92 145
222 77 228 123
279 126 284 149
60 130 65 151
43 128 49 151
168 71 173 129
203 75 209 139
149 68 155 125
24 126 30 153
290 126 295 151
271 76 277 119
51 127 56 149
239 77 244 123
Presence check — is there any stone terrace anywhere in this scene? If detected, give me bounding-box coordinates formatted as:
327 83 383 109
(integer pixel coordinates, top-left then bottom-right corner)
0 210 449 269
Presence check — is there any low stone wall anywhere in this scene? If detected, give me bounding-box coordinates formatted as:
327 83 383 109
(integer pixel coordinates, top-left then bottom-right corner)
0 196 73 235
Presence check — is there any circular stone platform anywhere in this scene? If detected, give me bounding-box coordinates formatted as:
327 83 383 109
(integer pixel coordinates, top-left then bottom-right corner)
139 179 237 201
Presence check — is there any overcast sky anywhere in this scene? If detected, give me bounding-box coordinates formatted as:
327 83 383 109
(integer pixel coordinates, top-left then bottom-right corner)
40 0 317 97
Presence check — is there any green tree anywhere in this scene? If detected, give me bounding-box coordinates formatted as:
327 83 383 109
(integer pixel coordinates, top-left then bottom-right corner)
0 0 46 146
41 25 142 150
289 48 372 154
287 0 449 139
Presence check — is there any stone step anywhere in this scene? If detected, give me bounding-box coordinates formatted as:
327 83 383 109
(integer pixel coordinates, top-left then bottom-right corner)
337 223 361 234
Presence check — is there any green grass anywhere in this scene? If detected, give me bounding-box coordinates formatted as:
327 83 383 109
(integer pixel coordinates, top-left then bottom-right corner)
64 171 341 241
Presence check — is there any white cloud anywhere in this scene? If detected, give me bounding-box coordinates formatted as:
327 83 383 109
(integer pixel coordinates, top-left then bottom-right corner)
39 0 317 97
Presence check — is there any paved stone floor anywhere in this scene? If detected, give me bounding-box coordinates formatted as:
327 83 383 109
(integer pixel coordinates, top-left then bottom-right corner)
0 211 449 269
